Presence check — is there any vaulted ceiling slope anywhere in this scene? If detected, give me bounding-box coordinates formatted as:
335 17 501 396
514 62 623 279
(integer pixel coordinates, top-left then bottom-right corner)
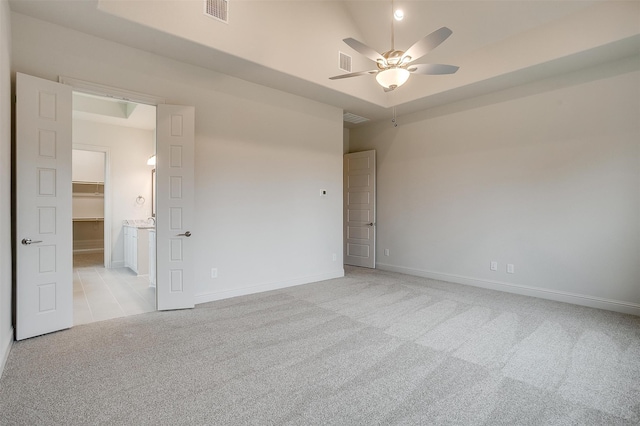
10 0 640 125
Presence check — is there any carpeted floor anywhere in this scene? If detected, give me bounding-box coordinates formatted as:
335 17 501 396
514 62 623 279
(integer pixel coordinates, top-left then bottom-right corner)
1 266 639 424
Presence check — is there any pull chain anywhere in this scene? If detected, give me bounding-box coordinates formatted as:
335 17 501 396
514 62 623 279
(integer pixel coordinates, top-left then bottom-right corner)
392 106 398 127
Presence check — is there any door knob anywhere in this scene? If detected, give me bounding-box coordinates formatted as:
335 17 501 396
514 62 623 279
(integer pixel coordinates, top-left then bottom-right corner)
366 223 375 227
177 231 192 237
22 238 43 245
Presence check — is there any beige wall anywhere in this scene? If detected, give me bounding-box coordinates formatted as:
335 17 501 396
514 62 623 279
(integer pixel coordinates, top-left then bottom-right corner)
0 0 12 372
349 57 640 314
72 149 106 182
11 12 344 303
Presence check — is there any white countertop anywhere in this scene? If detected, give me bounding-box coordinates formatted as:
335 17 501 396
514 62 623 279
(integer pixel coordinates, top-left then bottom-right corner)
123 219 155 229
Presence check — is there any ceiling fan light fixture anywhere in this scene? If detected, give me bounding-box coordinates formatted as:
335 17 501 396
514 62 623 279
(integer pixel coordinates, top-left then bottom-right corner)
375 68 410 89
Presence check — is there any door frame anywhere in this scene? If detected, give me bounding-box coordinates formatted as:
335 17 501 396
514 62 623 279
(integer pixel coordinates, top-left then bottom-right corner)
60 76 166 273
59 76 165 106
72 144 111 268
343 150 377 268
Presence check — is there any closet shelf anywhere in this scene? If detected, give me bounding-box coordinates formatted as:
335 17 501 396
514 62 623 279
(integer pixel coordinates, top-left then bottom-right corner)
72 193 104 198
73 217 104 222
72 181 104 196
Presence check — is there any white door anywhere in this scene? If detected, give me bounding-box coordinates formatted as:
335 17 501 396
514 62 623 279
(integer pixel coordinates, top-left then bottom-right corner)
16 73 73 340
156 105 195 310
344 150 376 268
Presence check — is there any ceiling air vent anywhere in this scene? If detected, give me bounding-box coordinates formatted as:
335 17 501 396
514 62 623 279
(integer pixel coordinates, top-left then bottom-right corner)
204 0 229 23
343 112 369 124
339 52 352 73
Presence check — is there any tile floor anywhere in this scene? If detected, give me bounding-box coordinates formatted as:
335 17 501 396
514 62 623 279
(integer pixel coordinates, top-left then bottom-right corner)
73 252 156 326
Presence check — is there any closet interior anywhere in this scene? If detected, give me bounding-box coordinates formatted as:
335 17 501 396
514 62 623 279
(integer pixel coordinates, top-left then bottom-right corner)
72 152 105 257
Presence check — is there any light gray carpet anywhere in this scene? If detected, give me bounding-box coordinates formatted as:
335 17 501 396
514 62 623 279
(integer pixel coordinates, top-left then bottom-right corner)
1 266 639 425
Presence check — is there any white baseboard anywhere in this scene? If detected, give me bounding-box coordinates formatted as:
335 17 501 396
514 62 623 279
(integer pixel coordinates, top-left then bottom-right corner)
0 327 13 377
195 269 345 305
376 263 640 317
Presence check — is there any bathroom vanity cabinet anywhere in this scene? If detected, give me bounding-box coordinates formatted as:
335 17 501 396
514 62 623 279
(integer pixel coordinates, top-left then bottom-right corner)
124 225 150 275
149 229 156 287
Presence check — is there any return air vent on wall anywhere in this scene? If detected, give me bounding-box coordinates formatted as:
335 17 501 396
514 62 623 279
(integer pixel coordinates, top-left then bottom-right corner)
339 52 352 73
204 0 229 23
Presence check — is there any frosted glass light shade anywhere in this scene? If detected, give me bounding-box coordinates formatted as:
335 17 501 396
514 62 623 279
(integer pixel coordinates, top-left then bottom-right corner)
375 68 410 89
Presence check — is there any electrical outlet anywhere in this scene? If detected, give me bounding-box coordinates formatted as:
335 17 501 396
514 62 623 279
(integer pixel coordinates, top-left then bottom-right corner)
384 249 390 256
332 253 337 261
490 261 498 271
211 268 218 279
507 264 515 274
320 189 327 197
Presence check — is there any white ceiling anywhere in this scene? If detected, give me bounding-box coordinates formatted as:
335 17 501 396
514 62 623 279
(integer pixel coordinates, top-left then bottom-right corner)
9 0 640 126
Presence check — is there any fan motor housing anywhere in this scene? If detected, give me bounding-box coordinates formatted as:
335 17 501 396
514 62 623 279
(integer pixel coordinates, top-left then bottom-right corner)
379 50 406 69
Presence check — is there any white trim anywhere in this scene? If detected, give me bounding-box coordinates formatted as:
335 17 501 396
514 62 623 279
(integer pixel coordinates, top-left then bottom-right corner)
376 263 640 316
73 143 111 268
111 260 125 268
59 76 165 106
0 327 13 376
194 269 345 305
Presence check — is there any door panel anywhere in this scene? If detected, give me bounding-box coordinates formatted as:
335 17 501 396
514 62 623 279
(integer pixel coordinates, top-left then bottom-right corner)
16 73 73 340
344 150 376 268
156 104 195 310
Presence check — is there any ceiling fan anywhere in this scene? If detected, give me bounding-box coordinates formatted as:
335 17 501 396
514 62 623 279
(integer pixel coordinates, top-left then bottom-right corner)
330 4 459 92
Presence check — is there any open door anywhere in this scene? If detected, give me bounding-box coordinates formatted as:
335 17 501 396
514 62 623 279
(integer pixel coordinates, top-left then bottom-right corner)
344 150 376 268
156 105 195 310
16 73 73 340
16 74 194 335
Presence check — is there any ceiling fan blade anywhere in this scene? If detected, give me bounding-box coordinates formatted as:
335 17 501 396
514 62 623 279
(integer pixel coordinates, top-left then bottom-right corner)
329 70 379 80
403 27 453 63
408 63 459 75
343 38 386 64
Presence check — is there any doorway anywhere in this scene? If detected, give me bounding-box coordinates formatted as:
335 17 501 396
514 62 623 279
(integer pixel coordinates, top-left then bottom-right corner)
71 92 157 325
16 73 197 340
344 150 377 268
